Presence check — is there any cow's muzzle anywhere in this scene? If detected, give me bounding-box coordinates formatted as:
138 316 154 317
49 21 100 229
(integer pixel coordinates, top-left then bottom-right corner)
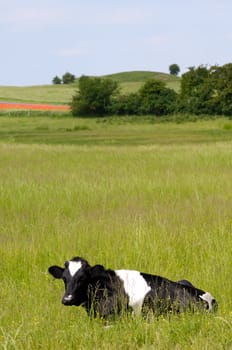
62 294 74 305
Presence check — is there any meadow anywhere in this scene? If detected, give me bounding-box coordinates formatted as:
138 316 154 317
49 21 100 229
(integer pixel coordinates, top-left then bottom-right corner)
0 71 180 106
1 115 232 349
0 85 74 105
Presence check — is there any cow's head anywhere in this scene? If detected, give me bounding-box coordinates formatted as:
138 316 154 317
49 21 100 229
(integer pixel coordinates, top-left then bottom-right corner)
48 257 90 306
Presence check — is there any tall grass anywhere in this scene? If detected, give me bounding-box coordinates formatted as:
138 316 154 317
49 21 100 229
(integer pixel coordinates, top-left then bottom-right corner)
0 121 232 348
0 115 232 146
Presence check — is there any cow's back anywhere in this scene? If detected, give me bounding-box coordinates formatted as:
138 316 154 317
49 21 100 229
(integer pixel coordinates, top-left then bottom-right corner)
141 273 216 314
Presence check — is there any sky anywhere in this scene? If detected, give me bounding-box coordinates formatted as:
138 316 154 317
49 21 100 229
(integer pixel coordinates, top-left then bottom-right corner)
1 0 232 86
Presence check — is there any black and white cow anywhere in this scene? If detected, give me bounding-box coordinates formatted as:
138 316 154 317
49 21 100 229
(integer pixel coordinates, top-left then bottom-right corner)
48 257 217 318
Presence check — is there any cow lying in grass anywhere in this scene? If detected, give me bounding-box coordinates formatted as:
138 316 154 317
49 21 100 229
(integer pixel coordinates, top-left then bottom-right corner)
48 256 217 318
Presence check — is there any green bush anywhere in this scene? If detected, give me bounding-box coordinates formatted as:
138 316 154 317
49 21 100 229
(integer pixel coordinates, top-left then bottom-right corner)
71 63 232 118
179 64 232 116
139 79 177 116
62 72 76 84
71 76 118 116
52 76 62 85
109 93 141 115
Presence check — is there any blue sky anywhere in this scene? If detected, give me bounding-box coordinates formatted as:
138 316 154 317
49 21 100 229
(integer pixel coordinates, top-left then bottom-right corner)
1 0 231 85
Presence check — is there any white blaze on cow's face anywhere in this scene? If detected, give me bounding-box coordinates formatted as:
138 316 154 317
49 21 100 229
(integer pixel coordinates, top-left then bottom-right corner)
61 259 89 306
68 260 82 277
199 292 215 311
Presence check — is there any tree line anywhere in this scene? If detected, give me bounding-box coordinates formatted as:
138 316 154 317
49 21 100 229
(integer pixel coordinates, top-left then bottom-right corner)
70 63 232 117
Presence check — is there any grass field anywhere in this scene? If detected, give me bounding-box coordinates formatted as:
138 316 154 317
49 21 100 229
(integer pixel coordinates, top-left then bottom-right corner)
0 71 180 105
0 114 232 146
0 85 75 104
104 71 180 93
1 115 232 349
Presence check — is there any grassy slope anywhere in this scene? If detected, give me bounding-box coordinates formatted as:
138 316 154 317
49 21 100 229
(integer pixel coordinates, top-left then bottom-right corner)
90 70 180 93
0 71 180 104
0 117 232 348
0 84 75 104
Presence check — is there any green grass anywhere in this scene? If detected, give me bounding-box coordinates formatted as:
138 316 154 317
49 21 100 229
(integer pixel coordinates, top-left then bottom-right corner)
0 71 180 105
102 71 179 83
95 71 180 94
1 116 232 349
0 85 75 104
119 80 180 94
0 115 232 146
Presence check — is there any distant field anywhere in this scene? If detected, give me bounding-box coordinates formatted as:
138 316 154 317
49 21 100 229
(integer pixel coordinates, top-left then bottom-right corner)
0 84 75 104
1 116 232 349
0 71 180 105
0 115 232 146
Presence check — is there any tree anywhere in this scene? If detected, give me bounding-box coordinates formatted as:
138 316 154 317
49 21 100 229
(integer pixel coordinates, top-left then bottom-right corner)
71 75 119 116
169 64 180 76
62 72 76 84
178 65 214 114
109 93 141 115
178 64 232 116
210 63 232 115
52 75 62 84
139 79 177 115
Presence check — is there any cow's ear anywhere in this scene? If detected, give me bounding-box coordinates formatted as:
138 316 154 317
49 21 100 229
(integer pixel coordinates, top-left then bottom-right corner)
48 265 64 279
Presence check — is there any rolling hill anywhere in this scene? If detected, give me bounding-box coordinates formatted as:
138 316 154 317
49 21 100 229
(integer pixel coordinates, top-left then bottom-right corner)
0 71 180 105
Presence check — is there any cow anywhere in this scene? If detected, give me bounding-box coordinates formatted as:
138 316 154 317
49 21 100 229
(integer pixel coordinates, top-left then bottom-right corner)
48 256 217 319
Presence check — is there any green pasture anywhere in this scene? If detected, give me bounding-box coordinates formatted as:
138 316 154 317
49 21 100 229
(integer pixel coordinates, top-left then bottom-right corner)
0 114 232 146
0 71 180 105
104 71 180 93
0 85 75 104
1 116 232 349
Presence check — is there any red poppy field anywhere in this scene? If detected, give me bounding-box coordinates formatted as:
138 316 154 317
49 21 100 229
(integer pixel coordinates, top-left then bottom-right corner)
0 102 70 111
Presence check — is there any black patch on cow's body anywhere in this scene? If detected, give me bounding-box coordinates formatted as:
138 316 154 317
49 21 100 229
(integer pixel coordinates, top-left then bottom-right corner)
48 256 217 318
49 257 129 318
140 273 208 315
84 265 129 318
176 279 195 288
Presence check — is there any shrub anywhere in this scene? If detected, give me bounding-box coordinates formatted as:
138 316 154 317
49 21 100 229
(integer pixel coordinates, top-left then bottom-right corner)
109 93 141 115
62 72 76 84
139 79 177 116
52 76 62 84
71 76 119 116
